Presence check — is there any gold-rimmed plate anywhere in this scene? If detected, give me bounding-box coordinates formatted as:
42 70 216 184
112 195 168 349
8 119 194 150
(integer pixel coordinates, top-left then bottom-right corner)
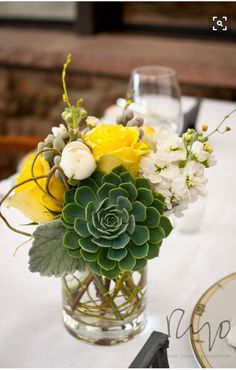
191 272 236 368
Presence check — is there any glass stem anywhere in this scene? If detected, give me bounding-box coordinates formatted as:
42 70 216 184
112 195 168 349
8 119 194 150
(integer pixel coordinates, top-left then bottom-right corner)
93 274 124 321
71 272 94 311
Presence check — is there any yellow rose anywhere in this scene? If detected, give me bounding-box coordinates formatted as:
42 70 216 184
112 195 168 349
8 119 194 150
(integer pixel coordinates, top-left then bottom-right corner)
9 153 65 222
84 124 150 175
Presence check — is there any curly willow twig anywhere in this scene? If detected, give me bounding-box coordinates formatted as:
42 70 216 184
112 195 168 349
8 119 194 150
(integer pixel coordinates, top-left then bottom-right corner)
30 148 62 206
0 175 48 237
207 108 235 138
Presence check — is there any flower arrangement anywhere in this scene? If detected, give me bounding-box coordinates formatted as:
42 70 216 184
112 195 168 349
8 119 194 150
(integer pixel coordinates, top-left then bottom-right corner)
1 55 232 344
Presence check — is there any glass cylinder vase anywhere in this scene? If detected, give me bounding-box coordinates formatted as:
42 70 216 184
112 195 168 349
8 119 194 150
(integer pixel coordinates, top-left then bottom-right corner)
62 267 147 345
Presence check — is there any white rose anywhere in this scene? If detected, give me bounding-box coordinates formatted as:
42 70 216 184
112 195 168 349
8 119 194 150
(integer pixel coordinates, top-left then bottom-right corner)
60 141 96 180
191 141 209 162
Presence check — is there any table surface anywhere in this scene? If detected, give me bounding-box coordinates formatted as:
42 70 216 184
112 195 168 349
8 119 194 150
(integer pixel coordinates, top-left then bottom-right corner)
0 97 235 368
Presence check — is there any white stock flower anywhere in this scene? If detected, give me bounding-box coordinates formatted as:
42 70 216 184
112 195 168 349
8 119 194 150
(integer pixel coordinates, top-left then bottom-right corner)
191 141 209 162
140 151 179 184
60 141 96 180
182 161 207 201
139 127 212 217
153 126 173 150
171 174 189 200
165 135 187 161
207 154 217 167
153 127 187 161
52 124 68 139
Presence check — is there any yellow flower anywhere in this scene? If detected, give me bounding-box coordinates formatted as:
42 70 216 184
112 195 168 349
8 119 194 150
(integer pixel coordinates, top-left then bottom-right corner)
84 124 150 175
9 153 65 222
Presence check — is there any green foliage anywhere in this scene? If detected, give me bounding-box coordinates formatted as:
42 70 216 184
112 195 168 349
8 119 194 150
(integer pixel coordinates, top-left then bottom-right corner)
29 220 84 277
61 166 173 278
61 54 88 130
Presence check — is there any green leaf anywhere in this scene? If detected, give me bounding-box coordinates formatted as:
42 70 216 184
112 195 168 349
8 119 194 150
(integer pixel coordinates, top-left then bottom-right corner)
120 171 135 184
137 188 153 206
61 216 73 229
116 196 132 212
98 183 116 201
79 237 99 253
119 252 136 271
88 221 102 238
133 258 147 271
79 178 99 193
152 199 165 215
85 201 97 222
63 230 79 250
62 203 85 223
154 192 165 203
68 249 82 258
127 215 135 235
103 172 121 186
147 242 161 259
112 165 126 175
94 233 130 249
121 208 129 223
29 220 84 277
111 233 130 249
90 171 104 186
75 186 98 207
97 249 116 271
132 201 146 222
80 249 97 262
64 189 76 204
149 226 165 243
108 248 127 261
159 216 173 237
135 178 151 190
120 182 138 202
145 207 160 228
131 225 149 245
128 241 149 259
74 219 90 238
109 188 129 205
88 261 101 274
100 264 120 279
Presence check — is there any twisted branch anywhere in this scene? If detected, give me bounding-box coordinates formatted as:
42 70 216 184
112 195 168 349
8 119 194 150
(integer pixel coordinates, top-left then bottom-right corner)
31 148 62 207
0 175 48 236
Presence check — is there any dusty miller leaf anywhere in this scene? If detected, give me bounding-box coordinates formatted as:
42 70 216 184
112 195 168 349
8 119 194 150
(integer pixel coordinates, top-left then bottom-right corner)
29 220 84 277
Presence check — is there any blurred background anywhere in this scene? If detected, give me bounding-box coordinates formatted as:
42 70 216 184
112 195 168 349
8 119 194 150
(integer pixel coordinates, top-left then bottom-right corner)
0 1 236 179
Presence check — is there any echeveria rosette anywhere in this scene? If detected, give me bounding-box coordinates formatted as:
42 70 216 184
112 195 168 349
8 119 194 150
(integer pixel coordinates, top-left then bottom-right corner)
61 166 172 279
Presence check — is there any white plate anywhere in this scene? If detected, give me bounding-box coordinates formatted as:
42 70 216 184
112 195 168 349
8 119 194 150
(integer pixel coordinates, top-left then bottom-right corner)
191 272 236 367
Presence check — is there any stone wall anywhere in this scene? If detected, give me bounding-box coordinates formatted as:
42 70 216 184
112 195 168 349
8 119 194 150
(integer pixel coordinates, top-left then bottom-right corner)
0 67 127 179
0 67 127 137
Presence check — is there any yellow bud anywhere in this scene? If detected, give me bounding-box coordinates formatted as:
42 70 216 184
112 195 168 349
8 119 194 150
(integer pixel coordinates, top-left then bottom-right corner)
201 124 208 132
204 142 213 154
184 134 192 142
198 136 206 142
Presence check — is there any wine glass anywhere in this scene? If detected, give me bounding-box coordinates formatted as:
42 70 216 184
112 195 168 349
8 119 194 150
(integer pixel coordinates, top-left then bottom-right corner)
128 66 183 134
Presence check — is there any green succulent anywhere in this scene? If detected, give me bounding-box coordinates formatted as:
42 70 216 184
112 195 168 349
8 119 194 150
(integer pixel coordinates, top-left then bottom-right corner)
61 166 172 279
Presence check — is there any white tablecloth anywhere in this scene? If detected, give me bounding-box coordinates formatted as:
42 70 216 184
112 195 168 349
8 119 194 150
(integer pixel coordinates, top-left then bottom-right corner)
0 98 235 368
